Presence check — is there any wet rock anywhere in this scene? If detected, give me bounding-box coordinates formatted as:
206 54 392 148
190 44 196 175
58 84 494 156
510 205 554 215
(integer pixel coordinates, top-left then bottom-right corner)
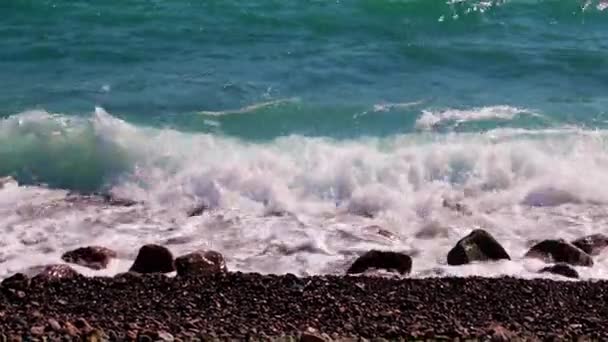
114 272 143 283
525 239 593 267
572 234 608 256
61 246 117 270
540 264 579 279
347 250 412 275
31 265 80 282
1 273 30 290
101 193 138 207
175 250 227 277
447 229 510 266
129 244 175 274
187 204 208 217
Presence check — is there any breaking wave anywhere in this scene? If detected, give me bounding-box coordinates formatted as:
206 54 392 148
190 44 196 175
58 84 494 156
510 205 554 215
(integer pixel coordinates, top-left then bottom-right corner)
2 107 608 279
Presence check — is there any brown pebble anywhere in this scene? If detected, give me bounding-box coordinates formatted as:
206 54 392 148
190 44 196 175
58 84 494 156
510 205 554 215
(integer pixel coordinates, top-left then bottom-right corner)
48 318 62 331
8 335 22 342
301 332 327 342
30 325 45 336
64 321 80 336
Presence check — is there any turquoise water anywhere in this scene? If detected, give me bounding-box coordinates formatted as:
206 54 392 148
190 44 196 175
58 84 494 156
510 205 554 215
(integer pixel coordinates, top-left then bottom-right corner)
1 0 608 190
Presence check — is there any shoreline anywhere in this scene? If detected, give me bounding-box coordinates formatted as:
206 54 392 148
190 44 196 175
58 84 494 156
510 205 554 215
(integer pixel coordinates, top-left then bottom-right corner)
1 272 606 340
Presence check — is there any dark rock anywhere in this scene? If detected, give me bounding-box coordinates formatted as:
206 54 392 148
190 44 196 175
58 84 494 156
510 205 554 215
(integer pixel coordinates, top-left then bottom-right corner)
31 265 80 282
301 332 327 342
101 193 138 207
572 234 608 256
61 246 117 270
346 250 412 275
447 229 510 266
74 318 93 334
1 273 30 290
540 264 579 279
525 239 593 267
129 244 175 274
114 272 143 283
187 204 208 217
175 250 227 277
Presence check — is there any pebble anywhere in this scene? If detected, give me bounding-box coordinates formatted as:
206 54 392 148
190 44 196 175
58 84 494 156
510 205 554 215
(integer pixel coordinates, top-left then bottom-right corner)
0 273 604 339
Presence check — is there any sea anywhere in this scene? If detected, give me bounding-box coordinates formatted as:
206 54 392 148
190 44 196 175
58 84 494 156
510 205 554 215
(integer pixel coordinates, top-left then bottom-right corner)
2 0 608 279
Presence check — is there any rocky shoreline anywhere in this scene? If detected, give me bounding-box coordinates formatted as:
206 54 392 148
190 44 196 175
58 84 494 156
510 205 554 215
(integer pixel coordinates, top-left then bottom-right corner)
2 187 608 339
0 272 607 340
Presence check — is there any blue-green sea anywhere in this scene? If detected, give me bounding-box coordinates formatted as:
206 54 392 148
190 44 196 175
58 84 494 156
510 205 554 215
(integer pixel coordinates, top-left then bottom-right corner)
2 0 608 278
2 0 608 190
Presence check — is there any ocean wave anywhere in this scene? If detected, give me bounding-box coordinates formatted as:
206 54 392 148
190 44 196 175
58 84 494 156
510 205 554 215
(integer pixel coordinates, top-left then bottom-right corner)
2 108 608 279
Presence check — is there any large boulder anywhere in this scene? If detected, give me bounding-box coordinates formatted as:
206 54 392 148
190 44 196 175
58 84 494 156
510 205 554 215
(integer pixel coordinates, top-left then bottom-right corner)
539 264 579 279
525 239 593 267
61 246 117 270
175 250 227 277
572 234 608 256
31 265 81 282
346 250 412 275
129 245 175 274
447 229 510 266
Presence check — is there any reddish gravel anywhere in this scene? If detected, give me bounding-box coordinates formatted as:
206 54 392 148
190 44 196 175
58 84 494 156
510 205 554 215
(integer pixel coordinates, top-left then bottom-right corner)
0 272 606 340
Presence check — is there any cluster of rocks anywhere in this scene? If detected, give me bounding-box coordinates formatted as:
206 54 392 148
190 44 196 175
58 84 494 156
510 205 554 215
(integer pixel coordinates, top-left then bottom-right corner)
0 231 606 339
60 244 227 276
346 230 608 279
10 229 605 286
0 244 229 290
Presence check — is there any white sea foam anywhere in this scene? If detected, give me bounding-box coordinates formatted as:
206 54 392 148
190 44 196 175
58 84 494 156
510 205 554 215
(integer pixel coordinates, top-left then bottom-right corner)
415 105 538 130
1 108 608 279
197 98 299 116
